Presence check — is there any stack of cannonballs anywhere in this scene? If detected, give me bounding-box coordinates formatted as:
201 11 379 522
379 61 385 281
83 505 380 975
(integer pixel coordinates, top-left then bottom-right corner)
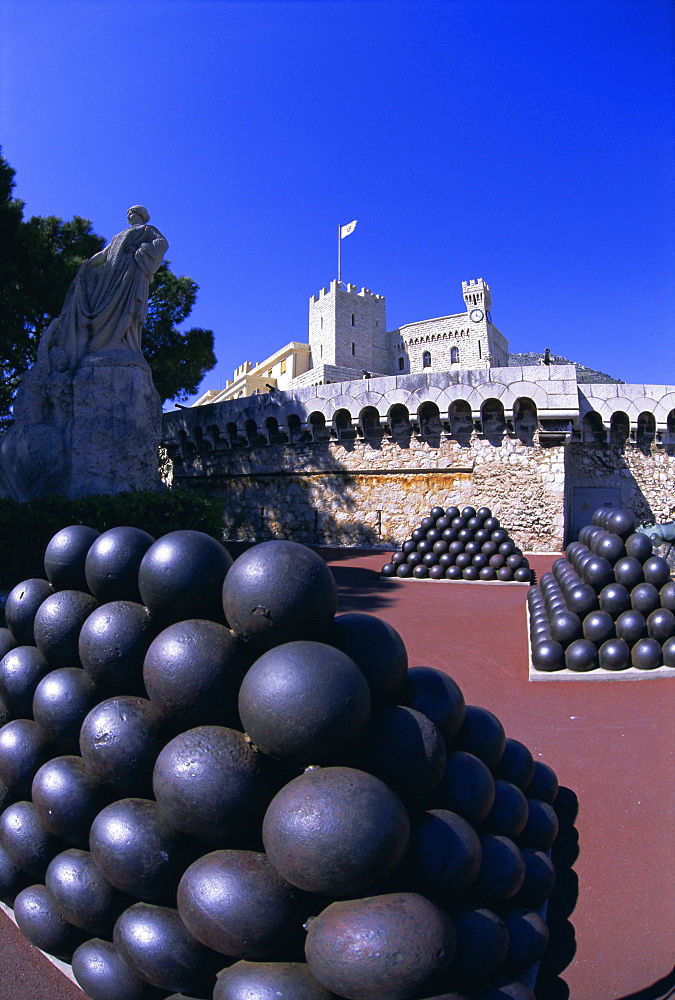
530 506 675 674
382 506 532 583
0 524 557 1000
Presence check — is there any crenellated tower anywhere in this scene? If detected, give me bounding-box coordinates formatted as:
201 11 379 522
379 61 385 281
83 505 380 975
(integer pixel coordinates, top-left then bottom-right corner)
308 281 388 375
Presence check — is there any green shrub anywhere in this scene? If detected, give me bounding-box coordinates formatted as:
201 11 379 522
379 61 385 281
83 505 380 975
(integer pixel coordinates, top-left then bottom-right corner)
0 490 225 589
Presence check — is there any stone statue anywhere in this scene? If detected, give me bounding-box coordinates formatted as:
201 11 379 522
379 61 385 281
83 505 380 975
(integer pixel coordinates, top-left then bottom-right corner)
0 207 168 501
39 206 168 371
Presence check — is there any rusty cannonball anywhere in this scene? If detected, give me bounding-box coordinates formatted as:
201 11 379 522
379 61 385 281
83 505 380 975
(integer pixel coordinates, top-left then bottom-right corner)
33 590 98 668
32 755 108 847
401 666 465 741
359 705 446 806
46 848 130 936
213 960 337 1000
143 619 249 729
32 667 100 753
4 578 54 645
113 901 222 995
0 800 60 879
327 612 408 702
238 641 371 767
72 937 165 1000
90 797 191 902
177 849 300 959
79 601 158 697
138 530 233 625
304 892 456 1000
13 883 85 959
85 526 156 604
222 541 337 651
80 695 166 796
153 726 272 844
262 766 410 897
44 525 100 592
0 645 51 718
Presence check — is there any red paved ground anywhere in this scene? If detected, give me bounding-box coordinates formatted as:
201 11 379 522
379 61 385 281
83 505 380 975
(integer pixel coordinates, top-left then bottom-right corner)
1 550 673 1000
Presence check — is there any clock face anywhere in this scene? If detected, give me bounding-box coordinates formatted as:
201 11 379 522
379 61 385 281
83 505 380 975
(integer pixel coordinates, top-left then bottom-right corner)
470 308 484 323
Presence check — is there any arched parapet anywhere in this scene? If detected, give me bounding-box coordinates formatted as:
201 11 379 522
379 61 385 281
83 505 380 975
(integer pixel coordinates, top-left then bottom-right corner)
500 380 550 413
653 392 675 429
442 384 483 418
321 393 359 421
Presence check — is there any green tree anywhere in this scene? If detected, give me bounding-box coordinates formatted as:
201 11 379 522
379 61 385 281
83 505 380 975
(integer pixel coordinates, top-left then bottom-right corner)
0 150 216 428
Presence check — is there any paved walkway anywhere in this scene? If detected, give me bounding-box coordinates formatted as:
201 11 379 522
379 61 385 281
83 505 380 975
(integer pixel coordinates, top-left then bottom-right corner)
1 550 673 1000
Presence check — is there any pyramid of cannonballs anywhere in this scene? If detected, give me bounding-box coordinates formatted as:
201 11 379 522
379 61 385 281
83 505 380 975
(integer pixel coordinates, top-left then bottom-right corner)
530 506 675 674
382 505 532 583
0 524 557 1000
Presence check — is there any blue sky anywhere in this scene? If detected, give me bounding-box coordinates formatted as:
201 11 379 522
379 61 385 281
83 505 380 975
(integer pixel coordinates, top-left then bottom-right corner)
1 0 673 400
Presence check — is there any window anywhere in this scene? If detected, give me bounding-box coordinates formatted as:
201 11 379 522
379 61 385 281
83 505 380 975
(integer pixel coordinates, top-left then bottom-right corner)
351 314 355 326
422 351 431 368
451 346 459 364
352 343 355 355
320 316 323 329
398 357 404 371
280 359 286 374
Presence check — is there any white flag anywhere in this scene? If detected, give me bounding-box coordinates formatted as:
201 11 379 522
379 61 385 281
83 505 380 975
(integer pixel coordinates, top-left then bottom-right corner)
340 220 357 239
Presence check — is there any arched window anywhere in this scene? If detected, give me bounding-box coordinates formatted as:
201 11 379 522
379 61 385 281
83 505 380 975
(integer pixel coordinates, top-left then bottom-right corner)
309 411 329 441
450 346 459 364
398 356 404 371
449 400 473 444
636 411 655 451
418 402 442 442
582 411 605 444
389 404 411 441
610 411 629 448
514 397 537 445
422 351 431 368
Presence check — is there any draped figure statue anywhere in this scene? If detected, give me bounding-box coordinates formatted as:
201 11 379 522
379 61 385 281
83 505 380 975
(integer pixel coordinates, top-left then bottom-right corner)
39 206 168 370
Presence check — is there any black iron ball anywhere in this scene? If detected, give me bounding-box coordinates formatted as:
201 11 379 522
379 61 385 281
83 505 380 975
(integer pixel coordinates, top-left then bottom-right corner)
548 610 583 648
565 638 599 672
4 578 54 645
531 639 565 672
380 562 396 577
79 696 165 796
139 530 233 625
397 563 413 578
359 705 446 806
413 564 430 578
213 961 336 1000
32 754 108 847
647 608 675 642
445 905 509 989
32 667 100 753
46 848 130 936
0 841 27 906
72 937 163 1000
0 644 51 718
526 761 559 803
564 583 599 617
513 848 557 909
624 531 653 563
433 750 495 825
599 582 631 619
0 719 49 794
407 551 423 567
501 907 550 977
606 508 637 540
391 550 407 565
495 738 535 790
13 883 84 960
630 582 661 617
631 637 663 670
663 636 675 667
582 610 615 645
472 834 525 902
446 566 463 580
594 532 626 565
403 808 482 901
580 556 614 592
642 555 671 588
453 705 505 769
481 566 499 581
222 540 337 650
79 601 157 697
429 564 446 579
402 666 465 741
44 525 100 592
33 590 98 668
598 638 631 671
613 557 644 590
615 610 648 647
85 526 156 604
659 580 675 611
0 800 60 878
143 619 249 730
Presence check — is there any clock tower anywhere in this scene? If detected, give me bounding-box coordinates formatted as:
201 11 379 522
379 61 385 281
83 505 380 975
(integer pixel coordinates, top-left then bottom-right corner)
462 279 508 369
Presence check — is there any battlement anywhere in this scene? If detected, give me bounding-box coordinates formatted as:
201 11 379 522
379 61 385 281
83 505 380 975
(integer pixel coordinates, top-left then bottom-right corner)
462 278 492 312
310 280 385 304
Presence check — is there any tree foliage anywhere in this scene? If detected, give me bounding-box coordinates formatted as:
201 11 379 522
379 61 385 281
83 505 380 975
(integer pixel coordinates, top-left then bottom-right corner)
0 150 216 427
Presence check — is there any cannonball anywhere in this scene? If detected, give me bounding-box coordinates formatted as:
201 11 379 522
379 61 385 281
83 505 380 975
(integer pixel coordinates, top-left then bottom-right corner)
480 566 498 581
454 553 472 570
85 526 156 604
177 849 300 959
412 527 426 543
139 530 233 625
33 590 98 668
238 641 370 766
79 601 157 697
594 532 626 565
471 834 525 902
496 566 514 582
598 637 631 671
501 908 549 976
0 719 48 793
72 938 163 1000
262 766 410 897
327 612 407 702
442 528 459 543
403 808 482 901
631 637 663 670
90 797 190 902
433 540 449 555
444 906 508 988
429 564 446 579
359 705 446 806
642 555 671 588
402 539 417 554
494 739 535 790
564 583 598 617
625 531 653 562
401 666 465 741
13 883 84 959
599 582 631 619
46 848 130 936
582 610 615 645
480 981 536 1000
659 580 675 611
144 619 248 729
531 639 565 672
0 628 18 664
380 562 396 577
433 750 495 825
613 557 644 590
114 902 221 994
580 556 614 592
413 564 429 579
153 726 272 844
213 961 336 1000
44 525 100 591
32 755 107 846
421 515 437 530
304 892 455 1000
564 638 599 672
423 552 439 568
615 610 647 648
417 540 434 555
513 566 532 583
525 761 559 804
4 578 54 645
397 563 413 578
663 636 675 667
0 800 60 878
482 780 529 838
32 667 100 753
446 566 463 580
606 508 637 539
222 541 337 650
407 552 423 568
446 506 461 521
0 645 51 717
513 848 557 909
452 705 505 769
0 841 27 906
491 528 508 545
462 566 480 581
391 551 407 564
548 610 583 648
517 798 559 851
630 582 661 617
79 696 165 796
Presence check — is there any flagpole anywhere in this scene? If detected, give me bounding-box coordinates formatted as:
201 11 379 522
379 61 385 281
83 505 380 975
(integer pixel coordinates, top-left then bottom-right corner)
337 224 341 285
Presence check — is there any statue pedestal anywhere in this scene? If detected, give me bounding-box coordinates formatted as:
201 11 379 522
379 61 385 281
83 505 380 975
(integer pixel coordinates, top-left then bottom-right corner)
0 351 162 501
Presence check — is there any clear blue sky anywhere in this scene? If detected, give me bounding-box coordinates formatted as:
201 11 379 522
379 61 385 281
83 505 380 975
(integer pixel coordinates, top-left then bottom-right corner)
2 0 674 400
